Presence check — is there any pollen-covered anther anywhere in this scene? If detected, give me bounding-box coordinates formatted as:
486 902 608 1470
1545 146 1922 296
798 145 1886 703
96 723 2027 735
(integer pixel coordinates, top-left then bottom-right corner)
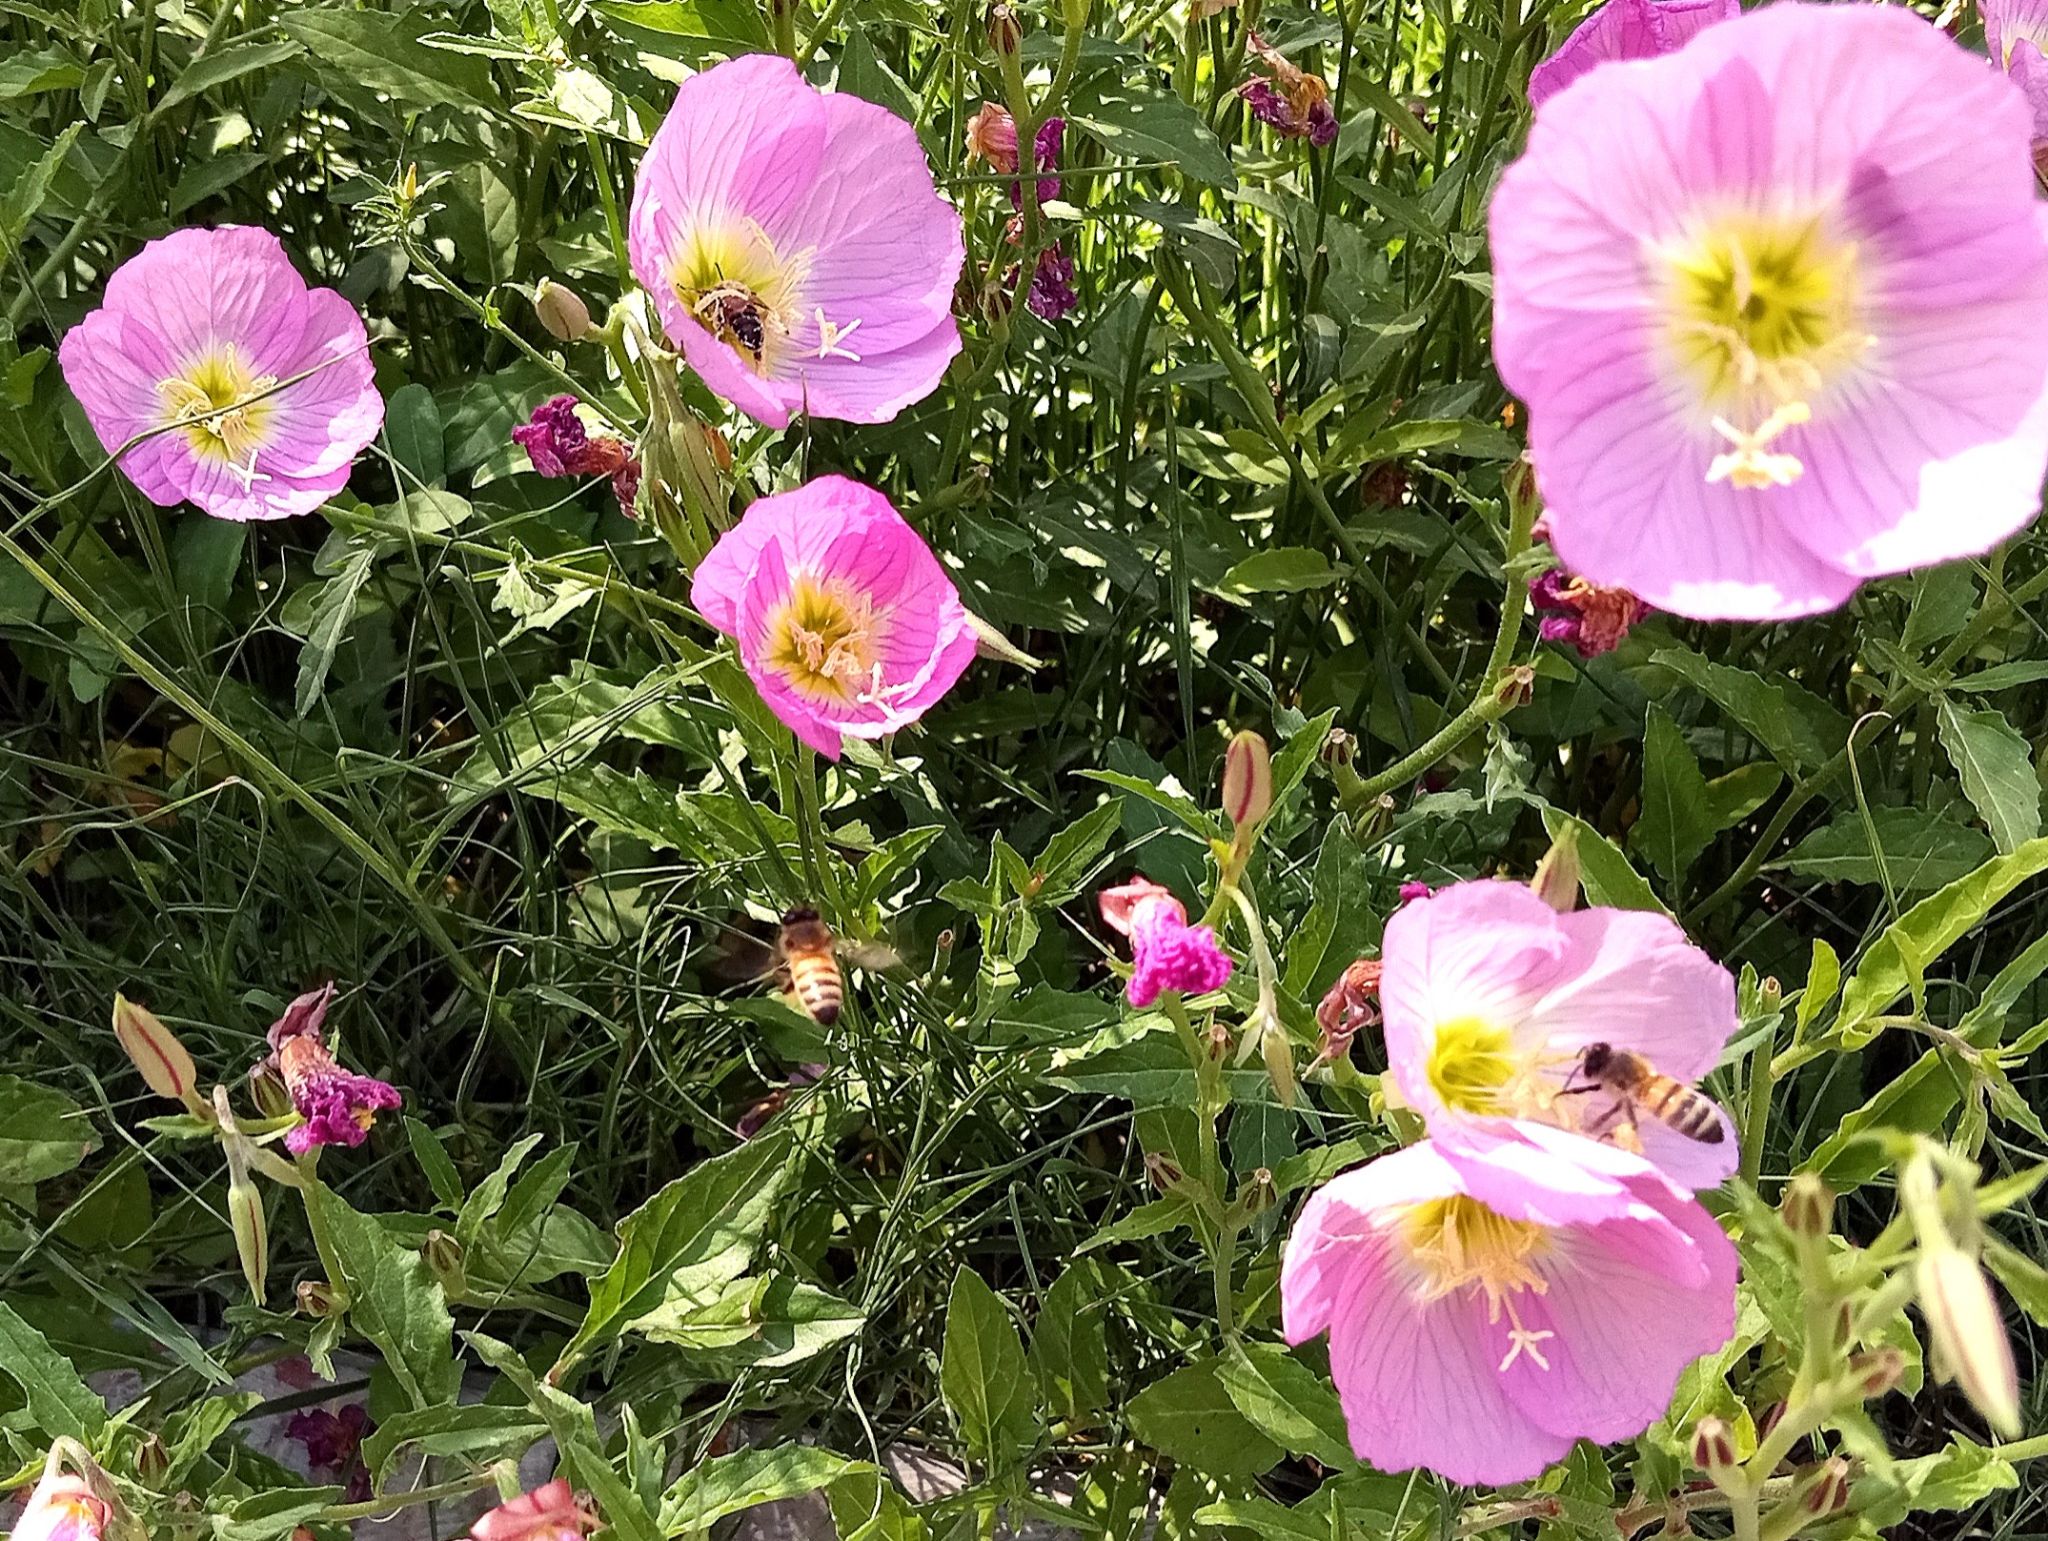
1706 400 1812 489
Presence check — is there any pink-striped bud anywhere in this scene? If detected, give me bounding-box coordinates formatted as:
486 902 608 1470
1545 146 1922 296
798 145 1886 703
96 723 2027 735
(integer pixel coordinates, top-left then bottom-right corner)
1849 1346 1906 1399
1222 730 1273 829
1918 1248 2021 1436
1801 1457 1851 1517
226 1152 268 1304
1690 1416 1739 1480
112 993 201 1111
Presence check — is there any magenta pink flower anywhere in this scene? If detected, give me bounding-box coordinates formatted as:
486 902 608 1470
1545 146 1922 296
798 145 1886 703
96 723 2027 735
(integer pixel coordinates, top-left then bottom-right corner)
1098 877 1234 1007
1025 246 1078 322
470 1481 598 1541
1492 4 2048 620
689 475 976 758
264 984 401 1156
629 54 964 429
513 396 640 512
1530 562 1651 657
1240 35 1339 146
10 1465 107 1541
1380 880 1737 1188
1527 0 1737 107
287 1405 371 1502
1282 1124 1737 1484
58 226 381 522
1984 0 2048 152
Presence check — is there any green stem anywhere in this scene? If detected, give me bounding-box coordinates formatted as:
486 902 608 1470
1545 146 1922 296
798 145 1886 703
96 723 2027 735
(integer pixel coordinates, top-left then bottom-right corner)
1740 1014 1775 1188
319 1474 499 1522
583 131 633 291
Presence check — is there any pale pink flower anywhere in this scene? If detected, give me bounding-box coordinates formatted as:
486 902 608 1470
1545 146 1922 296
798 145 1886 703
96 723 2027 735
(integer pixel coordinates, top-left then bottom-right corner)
469 1480 598 1541
689 475 976 759
1527 0 1737 107
11 1466 108 1541
1380 879 1737 1188
263 984 402 1156
1282 1124 1737 1484
1098 877 1234 1007
58 226 381 522
629 54 964 429
1984 0 2048 154
1492 4 2048 620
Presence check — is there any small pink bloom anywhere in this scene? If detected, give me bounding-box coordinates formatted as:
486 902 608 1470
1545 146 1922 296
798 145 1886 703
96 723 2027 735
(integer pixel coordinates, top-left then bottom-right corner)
1530 563 1651 658
1381 879 1737 1188
265 984 402 1156
11 1466 108 1541
1282 1124 1737 1484
1493 5 2048 620
58 226 382 522
513 396 640 513
1984 0 2048 154
470 1480 598 1541
1397 880 1433 904
1097 877 1234 1007
689 475 976 759
630 54 965 429
1527 0 1738 107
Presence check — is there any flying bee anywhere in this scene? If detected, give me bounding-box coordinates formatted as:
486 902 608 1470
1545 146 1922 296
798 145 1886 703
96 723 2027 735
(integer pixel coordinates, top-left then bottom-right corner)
1564 1042 1724 1145
778 906 843 1025
691 282 771 360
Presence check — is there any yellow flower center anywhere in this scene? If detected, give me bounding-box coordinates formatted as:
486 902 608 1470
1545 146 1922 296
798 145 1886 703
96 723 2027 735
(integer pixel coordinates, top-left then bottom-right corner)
158 344 277 482
1664 212 1871 490
1426 1015 1522 1116
671 217 813 373
762 575 882 704
1402 1194 1557 1372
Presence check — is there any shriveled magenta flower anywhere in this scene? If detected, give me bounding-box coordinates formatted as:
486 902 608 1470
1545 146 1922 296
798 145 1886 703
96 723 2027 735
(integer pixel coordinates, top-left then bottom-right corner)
264 984 402 1156
1493 5 2048 620
513 395 640 513
286 1405 371 1501
689 475 976 759
1530 563 1650 657
1240 35 1339 146
11 1463 108 1541
1026 246 1079 322
1984 0 2048 154
1397 880 1433 903
1282 1124 1737 1484
1381 879 1737 1188
1011 118 1065 209
630 54 965 428
1527 0 1738 107
58 226 382 522
470 1480 598 1541
1098 877 1234 1007
965 103 1021 172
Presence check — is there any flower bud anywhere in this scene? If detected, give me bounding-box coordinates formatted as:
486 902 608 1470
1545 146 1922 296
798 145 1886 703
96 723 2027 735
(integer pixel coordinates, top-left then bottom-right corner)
1848 1346 1906 1399
1917 1248 2021 1436
1319 727 1353 766
423 1228 466 1298
532 279 592 343
112 994 203 1112
397 163 420 204
1237 1167 1276 1217
1690 1416 1739 1478
987 3 1022 53
1782 1173 1834 1239
134 1434 170 1485
1528 825 1581 913
228 1166 267 1304
1222 731 1273 830
1760 975 1783 1009
248 1059 292 1120
296 1279 343 1318
1143 1151 1185 1191
1756 1400 1785 1443
1801 1456 1851 1517
1494 664 1537 708
1259 1016 1296 1109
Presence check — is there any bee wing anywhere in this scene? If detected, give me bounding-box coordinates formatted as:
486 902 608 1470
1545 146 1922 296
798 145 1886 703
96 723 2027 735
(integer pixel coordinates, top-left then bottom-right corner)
702 913 782 987
837 938 904 973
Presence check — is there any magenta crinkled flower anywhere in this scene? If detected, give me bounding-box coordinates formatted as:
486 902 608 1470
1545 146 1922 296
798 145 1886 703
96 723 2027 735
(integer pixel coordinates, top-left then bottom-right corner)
1026 246 1079 322
1098 877 1235 1007
630 54 965 428
1529 563 1651 658
513 395 640 513
266 984 402 1156
58 226 383 522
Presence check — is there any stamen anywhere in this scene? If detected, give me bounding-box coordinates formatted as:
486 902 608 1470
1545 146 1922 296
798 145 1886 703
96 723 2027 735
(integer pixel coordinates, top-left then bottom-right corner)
1706 400 1812 489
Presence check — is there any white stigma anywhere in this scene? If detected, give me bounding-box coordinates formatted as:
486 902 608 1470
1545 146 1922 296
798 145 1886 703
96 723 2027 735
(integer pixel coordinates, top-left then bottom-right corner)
815 309 863 362
1707 400 1812 490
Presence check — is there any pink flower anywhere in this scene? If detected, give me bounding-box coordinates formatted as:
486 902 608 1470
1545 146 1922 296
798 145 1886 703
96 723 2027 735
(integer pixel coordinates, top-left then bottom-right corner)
469 1480 598 1541
512 396 640 513
1281 1124 1737 1485
1984 0 2048 153
689 475 976 759
286 1405 371 1502
1491 4 2048 620
1397 880 1433 904
265 984 402 1156
11 1465 108 1541
1240 35 1339 146
1530 563 1651 657
629 54 964 429
1527 0 1738 107
1025 246 1078 322
1098 877 1234 1007
1380 880 1737 1188
58 226 381 522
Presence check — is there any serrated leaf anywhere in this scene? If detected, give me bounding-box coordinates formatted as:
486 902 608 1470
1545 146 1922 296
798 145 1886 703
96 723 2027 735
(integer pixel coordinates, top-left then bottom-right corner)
940 1267 1037 1463
1632 705 1715 884
280 10 498 111
1936 698 2040 854
1127 1360 1282 1478
293 544 376 718
302 1181 460 1408
1703 762 1783 831
0 1301 105 1439
1650 646 1845 773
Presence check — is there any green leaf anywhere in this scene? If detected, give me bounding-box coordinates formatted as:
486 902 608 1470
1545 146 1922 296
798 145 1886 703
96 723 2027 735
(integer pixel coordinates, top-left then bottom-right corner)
1539 807 1668 914
280 10 498 112
1071 82 1237 188
293 543 376 718
633 1274 864 1370
1771 807 1994 892
404 1118 464 1211
384 383 445 490
1 124 83 254
1219 547 1340 596
1632 705 1715 884
1028 799 1124 905
455 1132 545 1249
1127 1360 1283 1478
214 1488 345 1541
0 1301 106 1439
157 39 305 110
1835 838 2048 1046
940 1266 1037 1464
1703 762 1783 831
1649 646 1845 774
1030 1263 1111 1423
1216 1342 1352 1468
1805 1048 1969 1190
0 1076 96 1184
361 1404 546 1484
1855 1436 2015 1532
302 1180 460 1408
1936 698 2041 855
661 1447 883 1535
553 1130 794 1373
1797 938 1840 1035
0 46 82 100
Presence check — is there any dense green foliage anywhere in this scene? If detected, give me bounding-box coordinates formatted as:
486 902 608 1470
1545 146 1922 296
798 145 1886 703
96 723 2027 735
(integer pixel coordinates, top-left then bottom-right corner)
2 0 2047 1536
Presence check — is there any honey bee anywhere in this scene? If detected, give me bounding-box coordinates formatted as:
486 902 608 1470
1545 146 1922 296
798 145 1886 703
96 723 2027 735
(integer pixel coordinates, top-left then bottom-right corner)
1565 1042 1724 1144
778 907 845 1025
692 282 771 359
